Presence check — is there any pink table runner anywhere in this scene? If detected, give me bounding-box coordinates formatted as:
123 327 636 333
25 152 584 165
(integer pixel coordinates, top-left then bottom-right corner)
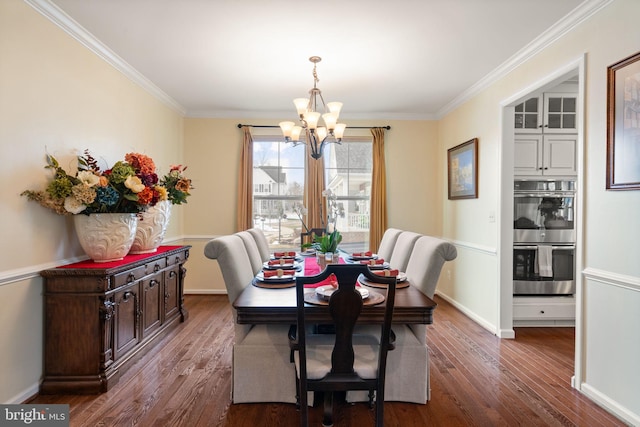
302 256 345 288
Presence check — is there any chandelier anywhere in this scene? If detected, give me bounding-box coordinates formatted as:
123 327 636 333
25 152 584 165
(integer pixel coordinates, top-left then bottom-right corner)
279 56 346 159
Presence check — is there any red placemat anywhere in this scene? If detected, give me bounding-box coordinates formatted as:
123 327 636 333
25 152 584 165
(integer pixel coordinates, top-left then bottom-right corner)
58 245 183 269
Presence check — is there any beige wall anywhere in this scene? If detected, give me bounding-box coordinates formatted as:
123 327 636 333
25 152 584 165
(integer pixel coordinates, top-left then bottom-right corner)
0 0 184 403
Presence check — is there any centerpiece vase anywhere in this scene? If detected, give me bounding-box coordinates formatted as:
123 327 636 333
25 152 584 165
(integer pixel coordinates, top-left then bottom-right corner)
73 213 138 263
316 251 339 270
129 200 172 254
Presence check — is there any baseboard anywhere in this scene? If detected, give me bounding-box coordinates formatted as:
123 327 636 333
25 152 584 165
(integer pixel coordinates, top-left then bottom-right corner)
7 383 39 404
185 289 227 295
580 383 639 426
435 291 499 335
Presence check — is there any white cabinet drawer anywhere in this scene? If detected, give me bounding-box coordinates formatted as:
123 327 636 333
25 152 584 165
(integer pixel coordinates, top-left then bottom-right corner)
513 301 575 320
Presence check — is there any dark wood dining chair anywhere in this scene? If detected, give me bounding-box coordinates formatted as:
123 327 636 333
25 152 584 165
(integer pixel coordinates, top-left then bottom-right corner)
289 264 397 427
300 227 326 252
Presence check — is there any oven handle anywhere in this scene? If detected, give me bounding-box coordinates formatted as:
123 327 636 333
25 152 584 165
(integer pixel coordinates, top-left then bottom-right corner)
514 245 575 250
514 192 575 197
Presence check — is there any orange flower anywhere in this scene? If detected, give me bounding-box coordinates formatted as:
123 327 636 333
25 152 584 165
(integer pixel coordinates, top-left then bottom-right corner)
137 187 155 205
125 153 156 175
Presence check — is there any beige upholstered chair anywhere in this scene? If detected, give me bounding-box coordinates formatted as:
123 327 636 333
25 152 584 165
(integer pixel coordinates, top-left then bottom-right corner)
376 228 402 261
388 231 421 271
405 235 457 299
204 234 296 403
352 232 457 404
247 227 270 262
401 235 457 401
236 230 264 275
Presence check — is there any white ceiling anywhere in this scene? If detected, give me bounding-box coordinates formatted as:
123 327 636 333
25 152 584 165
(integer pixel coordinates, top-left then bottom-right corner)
41 0 592 120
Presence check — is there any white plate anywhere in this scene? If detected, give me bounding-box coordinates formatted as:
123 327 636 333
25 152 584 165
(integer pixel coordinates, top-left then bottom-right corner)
371 271 407 282
263 261 296 269
315 284 369 300
256 272 296 282
349 253 378 261
361 262 389 270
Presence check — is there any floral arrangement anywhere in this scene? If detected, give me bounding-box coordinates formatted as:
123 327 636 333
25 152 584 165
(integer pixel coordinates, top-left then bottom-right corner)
293 203 309 233
21 150 192 215
160 164 193 205
322 188 344 233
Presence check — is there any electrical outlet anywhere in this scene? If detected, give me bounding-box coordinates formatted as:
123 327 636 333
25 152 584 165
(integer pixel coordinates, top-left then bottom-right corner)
488 211 496 223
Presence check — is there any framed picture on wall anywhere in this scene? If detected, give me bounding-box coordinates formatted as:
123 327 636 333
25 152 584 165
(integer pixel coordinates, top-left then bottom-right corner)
607 51 640 190
447 138 478 200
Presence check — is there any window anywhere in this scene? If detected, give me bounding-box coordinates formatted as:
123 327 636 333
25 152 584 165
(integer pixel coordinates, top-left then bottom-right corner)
252 136 372 252
324 141 372 253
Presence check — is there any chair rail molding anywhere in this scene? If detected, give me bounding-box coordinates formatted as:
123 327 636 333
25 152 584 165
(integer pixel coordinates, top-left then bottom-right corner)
582 267 640 292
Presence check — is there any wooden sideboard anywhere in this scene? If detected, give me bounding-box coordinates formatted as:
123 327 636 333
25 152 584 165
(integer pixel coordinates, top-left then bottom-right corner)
40 245 190 394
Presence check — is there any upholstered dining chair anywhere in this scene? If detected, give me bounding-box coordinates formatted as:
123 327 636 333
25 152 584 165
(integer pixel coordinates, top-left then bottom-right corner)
376 228 402 260
204 234 296 403
290 264 396 427
405 235 457 299
388 231 421 271
300 227 326 252
247 227 270 262
236 230 264 275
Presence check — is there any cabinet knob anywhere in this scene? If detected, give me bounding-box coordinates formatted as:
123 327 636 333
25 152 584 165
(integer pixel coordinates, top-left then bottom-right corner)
127 273 135 283
540 310 545 314
154 264 161 272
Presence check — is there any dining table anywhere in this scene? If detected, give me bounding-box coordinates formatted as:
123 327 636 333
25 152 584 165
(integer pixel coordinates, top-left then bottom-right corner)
233 253 437 326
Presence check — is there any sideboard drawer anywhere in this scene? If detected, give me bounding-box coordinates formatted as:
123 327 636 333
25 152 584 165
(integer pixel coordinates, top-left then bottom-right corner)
167 249 188 266
113 265 148 288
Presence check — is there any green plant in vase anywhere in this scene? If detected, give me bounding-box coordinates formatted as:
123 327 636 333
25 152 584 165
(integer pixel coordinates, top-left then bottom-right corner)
312 230 342 268
313 229 341 253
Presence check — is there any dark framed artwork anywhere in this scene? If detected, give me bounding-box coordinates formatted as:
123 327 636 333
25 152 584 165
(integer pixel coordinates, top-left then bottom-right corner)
447 138 478 200
607 51 640 190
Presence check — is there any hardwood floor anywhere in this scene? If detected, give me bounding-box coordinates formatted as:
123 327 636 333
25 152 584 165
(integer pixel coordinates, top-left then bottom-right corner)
31 295 627 426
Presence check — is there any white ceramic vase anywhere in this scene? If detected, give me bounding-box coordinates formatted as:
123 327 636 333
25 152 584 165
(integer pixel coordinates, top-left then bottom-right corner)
73 213 138 262
129 200 172 254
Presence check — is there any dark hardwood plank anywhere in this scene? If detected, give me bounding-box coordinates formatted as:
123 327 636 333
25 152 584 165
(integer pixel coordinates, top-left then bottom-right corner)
29 295 627 426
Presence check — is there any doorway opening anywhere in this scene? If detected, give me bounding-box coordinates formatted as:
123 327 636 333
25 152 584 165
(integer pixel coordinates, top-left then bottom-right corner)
498 55 585 386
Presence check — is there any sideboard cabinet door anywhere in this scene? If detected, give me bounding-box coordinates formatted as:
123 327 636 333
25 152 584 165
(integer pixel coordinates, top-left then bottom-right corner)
114 283 140 360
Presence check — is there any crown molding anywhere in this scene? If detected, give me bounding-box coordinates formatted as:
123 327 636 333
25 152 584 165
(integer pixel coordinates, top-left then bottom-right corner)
436 0 614 119
24 0 187 116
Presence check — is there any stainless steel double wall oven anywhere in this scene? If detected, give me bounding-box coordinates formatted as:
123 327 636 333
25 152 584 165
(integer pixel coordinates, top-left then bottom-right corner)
513 179 576 295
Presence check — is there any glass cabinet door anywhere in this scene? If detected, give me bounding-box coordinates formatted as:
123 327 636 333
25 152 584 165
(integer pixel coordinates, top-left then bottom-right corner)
544 93 577 133
514 96 541 132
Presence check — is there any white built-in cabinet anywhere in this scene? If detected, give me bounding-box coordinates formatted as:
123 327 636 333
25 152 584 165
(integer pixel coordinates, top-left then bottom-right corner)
514 92 578 177
514 134 577 176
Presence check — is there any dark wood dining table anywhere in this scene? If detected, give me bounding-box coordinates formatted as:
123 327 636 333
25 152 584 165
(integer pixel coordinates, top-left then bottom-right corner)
233 278 437 326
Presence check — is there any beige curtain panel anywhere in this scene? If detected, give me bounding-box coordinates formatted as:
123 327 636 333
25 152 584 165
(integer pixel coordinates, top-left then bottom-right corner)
304 130 326 230
237 126 253 231
369 127 388 252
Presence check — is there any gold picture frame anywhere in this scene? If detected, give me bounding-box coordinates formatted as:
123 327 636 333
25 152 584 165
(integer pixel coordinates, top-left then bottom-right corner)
447 138 478 200
607 51 640 190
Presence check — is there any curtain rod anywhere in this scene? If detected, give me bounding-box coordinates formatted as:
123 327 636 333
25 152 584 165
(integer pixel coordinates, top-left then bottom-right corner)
237 124 391 130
